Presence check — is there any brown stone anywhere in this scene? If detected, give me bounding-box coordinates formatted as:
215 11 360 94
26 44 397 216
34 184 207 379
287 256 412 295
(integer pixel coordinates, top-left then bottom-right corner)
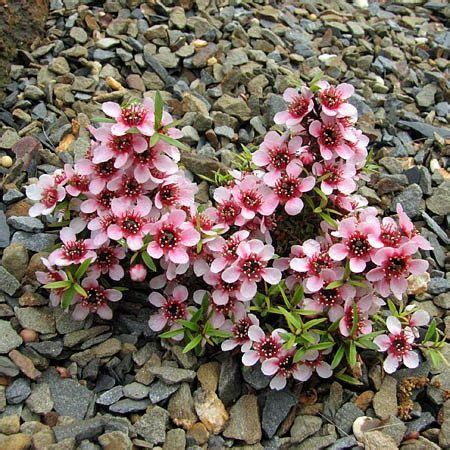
354 391 375 411
187 422 209 445
193 388 228 434
5 200 31 219
0 433 32 450
98 431 132 450
197 362 220 392
8 350 41 380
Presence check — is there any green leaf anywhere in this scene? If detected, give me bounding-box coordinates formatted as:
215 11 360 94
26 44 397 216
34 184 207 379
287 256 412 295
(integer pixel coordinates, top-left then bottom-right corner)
75 258 92 280
190 307 203 324
319 212 338 229
178 319 199 332
150 133 161 147
159 328 185 339
325 280 344 290
293 347 307 363
158 133 190 151
73 283 87 297
303 317 328 330
154 91 163 131
292 285 304 306
335 372 363 386
183 334 202 353
347 341 357 367
331 344 345 369
43 280 71 289
307 341 335 352
387 299 398 316
141 252 156 271
423 319 437 343
349 279 368 288
207 329 233 338
61 286 76 310
350 303 359 338
91 117 116 123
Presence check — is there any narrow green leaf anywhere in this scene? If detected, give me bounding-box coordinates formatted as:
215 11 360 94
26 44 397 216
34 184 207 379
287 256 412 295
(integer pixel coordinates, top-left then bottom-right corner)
350 303 359 338
348 341 357 367
154 91 163 131
43 280 71 289
141 252 156 271
292 285 304 306
307 341 335 352
150 133 161 147
91 117 116 123
158 133 190 151
159 328 184 339
183 334 202 353
207 329 233 339
178 319 199 332
335 372 363 386
331 344 345 369
293 347 307 363
61 286 76 309
325 280 344 290
75 258 92 280
423 319 437 343
73 283 87 297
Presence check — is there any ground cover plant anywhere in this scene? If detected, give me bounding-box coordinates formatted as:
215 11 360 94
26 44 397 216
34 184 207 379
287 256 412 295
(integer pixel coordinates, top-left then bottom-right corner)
26 78 446 390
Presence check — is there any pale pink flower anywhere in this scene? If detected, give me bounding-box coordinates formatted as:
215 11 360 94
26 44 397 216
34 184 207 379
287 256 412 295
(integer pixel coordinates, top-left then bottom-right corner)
329 216 383 273
374 316 419 373
222 240 282 300
261 349 304 390
274 87 314 127
367 243 429 299
88 242 126 281
312 159 356 195
36 258 68 307
203 271 244 305
63 164 90 197
147 209 200 264
26 174 66 217
242 326 283 366
295 350 333 381
107 198 153 251
290 239 336 292
309 115 355 160
207 230 250 273
129 264 147 282
213 187 241 227
221 314 259 352
49 221 97 267
338 297 373 338
316 80 357 117
73 277 122 320
88 212 117 246
207 296 247 329
102 99 155 136
148 285 190 339
80 189 117 214
396 204 432 251
107 174 153 209
76 158 118 195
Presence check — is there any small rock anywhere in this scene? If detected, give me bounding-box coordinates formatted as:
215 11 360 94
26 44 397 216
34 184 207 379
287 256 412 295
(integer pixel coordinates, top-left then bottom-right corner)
373 376 398 419
15 307 56 334
134 406 169 445
0 415 20 434
96 386 124 406
6 378 31 404
187 422 209 445
26 383 53 414
197 362 220 392
109 399 149 414
427 181 450 216
214 95 251 121
416 84 437 108
0 320 23 354
391 184 422 218
362 430 398 449
262 390 297 438
223 394 261 444
1 243 29 281
147 366 196 385
168 383 197 430
7 216 43 233
0 433 31 449
123 382 150 400
193 388 228 434
163 428 185 450
334 402 364 435
98 431 132 450
0 211 10 248
290 415 322 443
148 380 179 404
0 266 21 295
49 56 70 75
218 356 241 406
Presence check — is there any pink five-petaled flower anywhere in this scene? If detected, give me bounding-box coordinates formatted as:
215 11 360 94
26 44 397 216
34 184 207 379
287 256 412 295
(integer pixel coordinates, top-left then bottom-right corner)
49 221 97 267
147 209 200 264
73 277 122 320
242 325 283 366
261 349 304 390
203 271 244 305
90 124 147 169
222 239 281 300
221 314 260 352
272 164 315 215
213 187 241 227
312 159 356 195
396 204 433 251
88 242 126 281
148 285 189 340
76 158 118 195
329 216 383 273
63 164 90 197
366 243 429 299
154 174 197 210
316 80 357 117
374 316 419 373
274 87 314 127
290 239 336 293
207 230 250 273
252 131 305 186
107 198 153 251
309 115 355 160
232 175 278 222
26 174 66 217
338 297 373 338
296 350 333 381
36 258 68 307
102 99 155 136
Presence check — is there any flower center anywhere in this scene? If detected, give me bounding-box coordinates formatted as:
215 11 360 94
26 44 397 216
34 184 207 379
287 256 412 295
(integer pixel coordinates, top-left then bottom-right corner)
310 251 332 275
121 104 147 127
217 200 239 224
163 299 186 323
222 237 241 260
323 164 343 184
158 227 180 249
110 135 133 154
134 150 153 165
241 255 264 280
95 247 114 269
390 333 412 356
95 161 116 178
343 304 365 336
318 288 340 306
214 298 235 315
120 213 144 235
288 94 310 118
274 175 299 200
69 174 89 193
321 124 341 147
63 240 87 260
42 187 58 208
241 189 262 211
384 255 410 279
255 336 281 359
380 225 402 247
81 287 107 310
278 353 296 376
346 231 370 257
319 87 342 109
159 183 179 206
268 145 291 169
120 177 142 199
233 317 251 342
98 190 115 209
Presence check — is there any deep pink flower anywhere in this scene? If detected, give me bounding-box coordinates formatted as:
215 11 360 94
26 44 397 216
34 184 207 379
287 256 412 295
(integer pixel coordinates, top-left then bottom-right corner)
261 349 304 390
272 164 315 215
396 204 432 251
374 316 419 373
76 158 118 195
213 187 241 227
207 230 250 273
88 211 117 246
73 277 122 320
329 216 383 273
367 243 429 299
154 174 197 210
274 87 314 127
316 80 357 117
148 285 190 339
107 198 153 251
107 174 152 209
63 164 90 197
203 271 244 305
312 159 356 195
49 222 97 267
290 239 336 293
147 209 200 264
221 314 259 352
222 240 281 300
102 99 155 136
242 326 283 366
88 242 126 281
339 297 373 338
26 174 66 217
309 115 355 160
80 189 117 214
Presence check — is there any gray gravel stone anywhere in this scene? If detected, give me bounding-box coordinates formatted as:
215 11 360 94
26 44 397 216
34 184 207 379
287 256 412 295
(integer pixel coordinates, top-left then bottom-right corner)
135 406 169 445
11 231 57 252
262 390 297 438
0 320 22 353
7 216 44 232
290 415 322 443
25 382 53 414
147 366 196 385
123 382 150 400
334 402 364 435
96 386 124 406
6 378 31 404
109 399 150 414
0 211 10 248
148 380 179 404
15 307 56 334
0 266 21 295
391 183 423 218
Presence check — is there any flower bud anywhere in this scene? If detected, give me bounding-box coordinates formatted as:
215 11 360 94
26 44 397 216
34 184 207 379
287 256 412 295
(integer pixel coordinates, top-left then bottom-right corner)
130 264 147 282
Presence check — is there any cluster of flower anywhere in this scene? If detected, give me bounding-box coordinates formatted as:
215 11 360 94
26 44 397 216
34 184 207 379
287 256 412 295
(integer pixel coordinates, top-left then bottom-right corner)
27 81 436 390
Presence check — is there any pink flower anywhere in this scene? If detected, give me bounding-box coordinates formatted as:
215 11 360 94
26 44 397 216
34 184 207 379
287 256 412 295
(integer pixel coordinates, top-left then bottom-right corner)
147 209 200 264
316 80 357 117
154 174 197 210
312 159 356 195
49 221 97 266
222 240 281 300
232 175 278 222
221 314 259 352
339 297 373 338
90 124 147 168
207 230 250 273
203 271 245 305
242 326 283 366
36 258 68 307
396 204 432 251
80 189 117 214
261 349 304 390
148 285 189 339
252 131 305 185
367 243 429 299
88 242 126 281
88 212 117 246
129 264 147 282
76 158 118 195
295 351 333 381
63 164 90 197
329 216 383 273
107 174 152 209
309 115 355 160
102 99 155 136
73 277 122 320
26 174 66 217
213 187 241 227
274 87 314 127
290 239 336 292
374 316 419 373
107 198 153 251
272 164 315 215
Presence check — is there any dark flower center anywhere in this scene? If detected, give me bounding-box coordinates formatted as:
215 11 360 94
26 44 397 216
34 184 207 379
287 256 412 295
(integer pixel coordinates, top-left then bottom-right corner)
63 241 87 260
268 145 291 169
347 231 370 257
233 317 251 342
110 135 133 154
82 287 106 310
241 255 264 280
42 187 58 208
158 227 179 249
274 175 299 199
255 336 281 359
288 95 310 118
122 104 147 126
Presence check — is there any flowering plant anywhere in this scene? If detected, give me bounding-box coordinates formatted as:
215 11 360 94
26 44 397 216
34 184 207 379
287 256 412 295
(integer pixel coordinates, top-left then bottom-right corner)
26 82 445 389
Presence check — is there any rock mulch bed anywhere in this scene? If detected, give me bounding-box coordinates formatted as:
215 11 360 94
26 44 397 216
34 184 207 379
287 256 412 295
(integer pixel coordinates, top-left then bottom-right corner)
0 0 449 448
